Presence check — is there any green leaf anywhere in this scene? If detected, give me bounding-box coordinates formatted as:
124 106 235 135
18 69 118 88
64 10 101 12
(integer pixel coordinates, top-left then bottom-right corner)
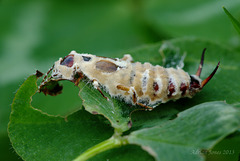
223 6 240 35
0 135 21 161
206 133 240 161
32 80 82 117
4 1 240 160
128 101 240 161
8 75 113 161
78 81 139 133
1 0 156 147
88 38 240 160
9 38 240 161
75 42 186 134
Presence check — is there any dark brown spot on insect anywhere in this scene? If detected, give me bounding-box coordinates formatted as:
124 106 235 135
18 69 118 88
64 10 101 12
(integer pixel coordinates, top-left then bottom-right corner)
168 81 175 97
96 60 118 73
180 83 187 95
61 55 74 67
82 56 91 61
153 82 159 92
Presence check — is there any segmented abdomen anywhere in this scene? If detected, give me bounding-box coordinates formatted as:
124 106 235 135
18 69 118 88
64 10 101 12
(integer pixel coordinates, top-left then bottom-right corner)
122 62 191 106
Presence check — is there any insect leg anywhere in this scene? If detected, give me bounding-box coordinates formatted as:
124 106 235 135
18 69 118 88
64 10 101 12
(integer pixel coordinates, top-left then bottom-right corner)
92 79 109 100
117 85 153 111
136 102 153 111
130 87 153 110
132 88 137 104
39 65 54 87
38 65 54 92
42 65 54 83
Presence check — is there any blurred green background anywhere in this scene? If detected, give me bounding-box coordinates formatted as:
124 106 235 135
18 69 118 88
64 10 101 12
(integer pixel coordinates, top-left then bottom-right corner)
1 0 240 160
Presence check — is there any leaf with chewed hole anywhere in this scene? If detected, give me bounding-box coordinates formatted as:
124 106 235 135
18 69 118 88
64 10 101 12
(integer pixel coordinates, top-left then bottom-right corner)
78 81 139 133
128 101 240 161
9 38 240 161
8 75 113 161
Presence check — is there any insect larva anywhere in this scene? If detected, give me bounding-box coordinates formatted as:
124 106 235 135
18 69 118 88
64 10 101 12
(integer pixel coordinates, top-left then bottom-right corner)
39 48 220 110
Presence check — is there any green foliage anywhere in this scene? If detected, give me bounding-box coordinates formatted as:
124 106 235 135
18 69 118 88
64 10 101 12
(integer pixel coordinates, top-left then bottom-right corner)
8 38 240 161
78 80 138 133
141 0 240 43
223 7 240 35
128 102 240 161
8 75 113 161
2 0 240 161
32 81 82 117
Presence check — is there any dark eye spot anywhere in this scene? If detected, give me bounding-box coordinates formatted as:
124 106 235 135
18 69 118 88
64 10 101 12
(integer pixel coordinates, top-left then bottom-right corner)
60 55 74 67
82 56 91 61
96 60 118 72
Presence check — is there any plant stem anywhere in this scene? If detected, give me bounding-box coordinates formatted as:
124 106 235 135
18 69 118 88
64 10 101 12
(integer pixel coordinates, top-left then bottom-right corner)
73 135 128 161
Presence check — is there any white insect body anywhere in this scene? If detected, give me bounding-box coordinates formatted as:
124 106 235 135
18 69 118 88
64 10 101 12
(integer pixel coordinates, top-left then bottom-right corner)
40 49 219 109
